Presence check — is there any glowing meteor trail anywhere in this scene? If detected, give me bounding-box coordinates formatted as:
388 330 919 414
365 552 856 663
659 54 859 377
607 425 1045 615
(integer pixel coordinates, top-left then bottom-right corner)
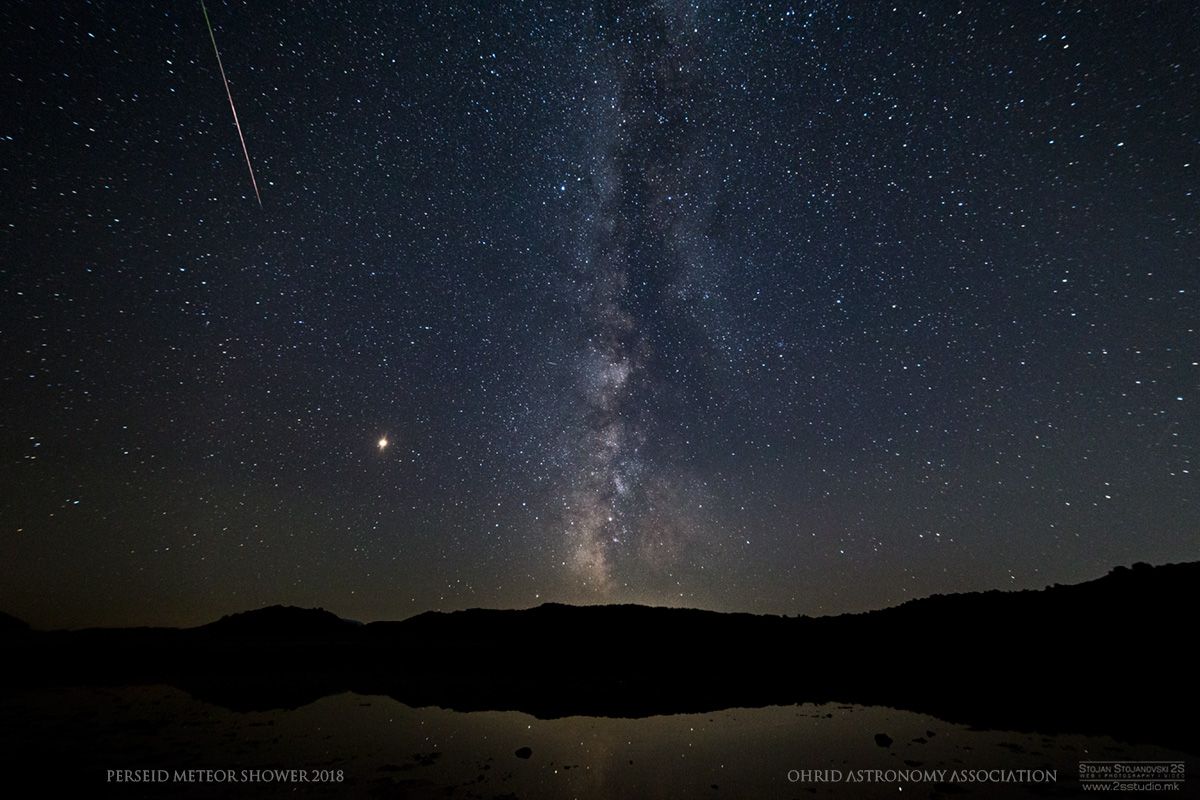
200 0 262 207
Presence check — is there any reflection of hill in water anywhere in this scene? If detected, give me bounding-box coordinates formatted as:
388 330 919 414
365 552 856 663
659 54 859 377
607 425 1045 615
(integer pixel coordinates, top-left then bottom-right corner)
5 561 1197 754
0 688 1189 799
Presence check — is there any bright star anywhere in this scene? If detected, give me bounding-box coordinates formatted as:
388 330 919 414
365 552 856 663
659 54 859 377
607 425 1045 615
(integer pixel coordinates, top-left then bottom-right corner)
377 436 389 451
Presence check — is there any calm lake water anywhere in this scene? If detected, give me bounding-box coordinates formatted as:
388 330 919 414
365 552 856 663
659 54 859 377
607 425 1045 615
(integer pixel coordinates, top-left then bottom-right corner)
0 686 1190 798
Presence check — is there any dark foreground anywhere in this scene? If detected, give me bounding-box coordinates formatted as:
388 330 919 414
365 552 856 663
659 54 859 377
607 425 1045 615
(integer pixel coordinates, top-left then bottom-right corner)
1 562 1196 796
1 688 1190 798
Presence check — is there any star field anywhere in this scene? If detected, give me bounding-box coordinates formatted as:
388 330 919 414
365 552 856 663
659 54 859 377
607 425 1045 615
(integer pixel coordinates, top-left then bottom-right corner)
1 1 1197 627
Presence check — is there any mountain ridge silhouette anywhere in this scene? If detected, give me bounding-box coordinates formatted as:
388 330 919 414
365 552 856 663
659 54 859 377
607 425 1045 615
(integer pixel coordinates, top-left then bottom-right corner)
4 560 1196 753
6 560 1182 634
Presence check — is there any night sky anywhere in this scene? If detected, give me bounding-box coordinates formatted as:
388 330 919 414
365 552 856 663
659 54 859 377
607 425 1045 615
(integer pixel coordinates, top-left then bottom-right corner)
2 1 1197 629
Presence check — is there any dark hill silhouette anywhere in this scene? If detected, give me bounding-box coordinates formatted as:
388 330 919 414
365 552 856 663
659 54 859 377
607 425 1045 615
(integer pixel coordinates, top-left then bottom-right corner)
4 561 1197 753
197 604 362 637
0 610 31 638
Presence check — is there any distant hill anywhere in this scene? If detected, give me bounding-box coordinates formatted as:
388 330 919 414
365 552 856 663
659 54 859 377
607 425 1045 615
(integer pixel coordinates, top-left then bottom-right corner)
196 605 361 638
0 610 31 637
5 561 1197 752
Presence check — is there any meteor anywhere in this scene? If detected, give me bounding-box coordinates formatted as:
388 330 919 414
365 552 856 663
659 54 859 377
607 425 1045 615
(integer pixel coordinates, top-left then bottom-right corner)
200 0 262 207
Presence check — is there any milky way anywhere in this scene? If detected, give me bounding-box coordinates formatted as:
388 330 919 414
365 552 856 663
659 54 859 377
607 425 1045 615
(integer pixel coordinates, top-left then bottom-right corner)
557 3 725 590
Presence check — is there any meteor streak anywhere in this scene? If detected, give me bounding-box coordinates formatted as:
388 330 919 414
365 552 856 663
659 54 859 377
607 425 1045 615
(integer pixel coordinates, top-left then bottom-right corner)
200 0 262 207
